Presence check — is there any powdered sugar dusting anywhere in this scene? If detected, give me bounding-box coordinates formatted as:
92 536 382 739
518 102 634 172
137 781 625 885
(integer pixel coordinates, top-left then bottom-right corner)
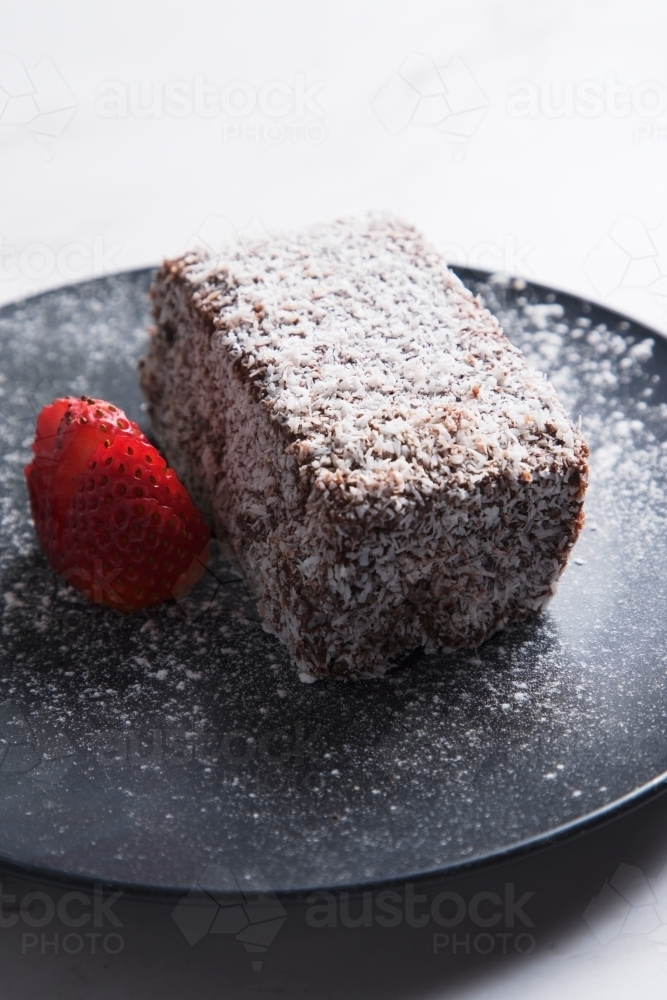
142 217 586 678
181 216 580 487
1 267 667 892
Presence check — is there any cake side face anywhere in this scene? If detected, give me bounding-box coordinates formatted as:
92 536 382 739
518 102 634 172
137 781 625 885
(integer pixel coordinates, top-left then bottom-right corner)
140 215 587 679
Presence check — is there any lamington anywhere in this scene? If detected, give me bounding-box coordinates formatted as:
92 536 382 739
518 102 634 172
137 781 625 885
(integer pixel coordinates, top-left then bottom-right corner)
139 215 587 680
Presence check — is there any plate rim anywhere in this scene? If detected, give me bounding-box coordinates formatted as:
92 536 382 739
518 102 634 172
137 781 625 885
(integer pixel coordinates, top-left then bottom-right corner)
2 264 667 898
1 768 666 899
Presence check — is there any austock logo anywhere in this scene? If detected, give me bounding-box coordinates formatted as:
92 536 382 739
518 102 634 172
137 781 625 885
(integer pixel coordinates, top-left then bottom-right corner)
171 863 287 972
0 52 76 158
0 684 323 796
90 718 319 791
373 52 488 154
0 882 124 956
507 75 667 121
584 862 667 960
0 235 123 286
94 73 326 146
0 701 74 786
192 215 270 257
306 882 537 956
583 215 667 309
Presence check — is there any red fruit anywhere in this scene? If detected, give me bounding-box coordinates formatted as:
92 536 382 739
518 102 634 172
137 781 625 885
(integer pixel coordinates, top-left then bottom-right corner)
24 397 210 611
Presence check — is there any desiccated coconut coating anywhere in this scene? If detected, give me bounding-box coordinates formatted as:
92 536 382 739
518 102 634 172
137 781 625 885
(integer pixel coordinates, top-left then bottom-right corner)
139 215 588 679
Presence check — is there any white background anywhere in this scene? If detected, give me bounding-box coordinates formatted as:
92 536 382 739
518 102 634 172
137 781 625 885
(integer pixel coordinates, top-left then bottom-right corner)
2 0 667 335
2 2 667 997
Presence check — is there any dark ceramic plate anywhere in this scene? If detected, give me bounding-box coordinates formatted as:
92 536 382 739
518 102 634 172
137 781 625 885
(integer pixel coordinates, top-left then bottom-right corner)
1 266 667 896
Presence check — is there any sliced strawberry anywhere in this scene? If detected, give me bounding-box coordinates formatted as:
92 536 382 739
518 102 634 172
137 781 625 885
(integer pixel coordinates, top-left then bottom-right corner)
33 398 70 462
25 397 210 611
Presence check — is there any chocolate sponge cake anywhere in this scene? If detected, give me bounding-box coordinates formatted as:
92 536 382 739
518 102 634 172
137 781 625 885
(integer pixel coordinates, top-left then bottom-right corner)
139 216 587 679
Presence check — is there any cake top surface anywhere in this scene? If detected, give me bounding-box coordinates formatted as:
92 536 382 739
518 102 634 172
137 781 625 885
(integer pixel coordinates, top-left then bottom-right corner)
166 215 584 500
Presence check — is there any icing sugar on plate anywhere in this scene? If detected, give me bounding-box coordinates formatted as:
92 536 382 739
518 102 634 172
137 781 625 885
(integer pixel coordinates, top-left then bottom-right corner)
0 266 666 893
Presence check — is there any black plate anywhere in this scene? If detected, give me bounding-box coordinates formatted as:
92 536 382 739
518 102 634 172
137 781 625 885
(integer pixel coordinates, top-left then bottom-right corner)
1 266 667 896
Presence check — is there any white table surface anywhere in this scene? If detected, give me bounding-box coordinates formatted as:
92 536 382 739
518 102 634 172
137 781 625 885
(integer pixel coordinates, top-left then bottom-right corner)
2 2 667 997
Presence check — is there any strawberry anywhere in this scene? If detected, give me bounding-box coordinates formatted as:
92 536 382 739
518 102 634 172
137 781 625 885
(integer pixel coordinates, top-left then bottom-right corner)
25 396 148 570
24 396 210 611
